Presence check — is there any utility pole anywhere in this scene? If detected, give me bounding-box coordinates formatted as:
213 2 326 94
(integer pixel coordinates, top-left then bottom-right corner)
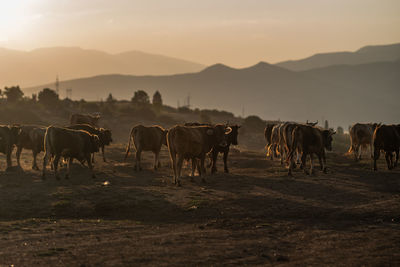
55 75 59 95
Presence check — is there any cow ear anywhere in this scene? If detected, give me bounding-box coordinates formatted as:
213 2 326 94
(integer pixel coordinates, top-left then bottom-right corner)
206 129 214 136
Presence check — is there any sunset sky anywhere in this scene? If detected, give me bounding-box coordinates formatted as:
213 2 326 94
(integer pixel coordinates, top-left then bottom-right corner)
1 0 399 67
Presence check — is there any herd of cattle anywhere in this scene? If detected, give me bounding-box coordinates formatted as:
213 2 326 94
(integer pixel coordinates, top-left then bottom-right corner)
0 114 398 185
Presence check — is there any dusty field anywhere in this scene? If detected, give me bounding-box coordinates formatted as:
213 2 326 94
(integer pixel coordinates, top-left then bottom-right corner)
0 144 399 266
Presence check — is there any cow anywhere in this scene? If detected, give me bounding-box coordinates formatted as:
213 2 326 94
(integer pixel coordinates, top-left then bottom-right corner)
15 125 46 170
210 125 240 173
124 125 168 171
268 123 282 160
348 123 378 161
67 124 112 162
42 126 100 180
282 120 319 168
264 123 277 160
70 113 100 127
0 125 21 170
167 124 231 185
373 124 400 171
287 124 335 176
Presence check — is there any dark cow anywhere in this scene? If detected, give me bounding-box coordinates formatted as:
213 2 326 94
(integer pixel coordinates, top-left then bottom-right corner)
42 126 100 179
287 125 335 176
167 124 231 185
15 125 46 170
68 124 112 162
348 123 378 161
124 125 168 171
210 125 240 173
70 113 100 127
373 124 400 171
0 125 21 170
282 121 319 168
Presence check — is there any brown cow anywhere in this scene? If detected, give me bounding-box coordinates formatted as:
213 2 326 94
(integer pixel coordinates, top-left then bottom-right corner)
373 124 400 171
287 125 335 176
124 125 168 171
348 123 378 161
70 113 100 127
15 125 46 170
0 125 21 170
68 124 112 162
167 124 231 185
42 126 100 180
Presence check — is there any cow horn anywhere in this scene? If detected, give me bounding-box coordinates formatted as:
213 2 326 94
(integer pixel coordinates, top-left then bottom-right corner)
225 127 232 134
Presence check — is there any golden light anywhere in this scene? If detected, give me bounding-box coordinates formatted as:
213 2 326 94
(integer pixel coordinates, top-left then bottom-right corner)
0 0 39 42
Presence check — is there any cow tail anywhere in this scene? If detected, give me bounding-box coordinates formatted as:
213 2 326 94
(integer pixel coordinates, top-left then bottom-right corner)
287 126 299 162
124 127 135 160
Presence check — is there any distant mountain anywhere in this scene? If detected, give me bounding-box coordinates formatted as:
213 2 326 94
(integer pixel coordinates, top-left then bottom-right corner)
0 47 205 87
24 60 400 128
276 43 400 71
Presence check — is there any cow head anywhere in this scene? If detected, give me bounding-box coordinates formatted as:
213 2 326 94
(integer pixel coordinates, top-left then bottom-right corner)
90 134 101 153
227 125 240 145
207 124 231 147
322 129 336 151
101 128 113 145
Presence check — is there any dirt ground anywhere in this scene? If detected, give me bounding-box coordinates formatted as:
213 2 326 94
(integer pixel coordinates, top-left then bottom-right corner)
0 144 399 266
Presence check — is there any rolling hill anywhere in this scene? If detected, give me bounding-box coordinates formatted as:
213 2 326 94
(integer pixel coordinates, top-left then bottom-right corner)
0 47 205 87
276 43 400 71
24 60 400 128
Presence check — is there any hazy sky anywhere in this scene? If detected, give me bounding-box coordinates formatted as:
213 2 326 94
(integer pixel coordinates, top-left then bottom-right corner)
1 0 399 66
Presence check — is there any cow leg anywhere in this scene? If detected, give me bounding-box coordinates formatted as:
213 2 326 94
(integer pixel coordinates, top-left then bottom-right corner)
385 152 392 170
170 152 178 184
296 150 301 165
154 151 160 170
91 153 95 164
354 145 360 161
302 153 309 175
16 146 22 168
394 149 399 168
135 149 142 171
309 154 315 175
42 152 49 179
322 152 327 174
223 148 229 173
190 158 196 180
176 155 184 186
211 150 218 174
373 149 380 171
200 155 206 182
52 154 61 180
6 149 12 171
32 150 40 170
102 145 106 162
65 157 72 179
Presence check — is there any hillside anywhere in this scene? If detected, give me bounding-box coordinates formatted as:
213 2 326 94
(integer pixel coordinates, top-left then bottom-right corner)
276 43 400 71
0 47 205 87
24 60 400 128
